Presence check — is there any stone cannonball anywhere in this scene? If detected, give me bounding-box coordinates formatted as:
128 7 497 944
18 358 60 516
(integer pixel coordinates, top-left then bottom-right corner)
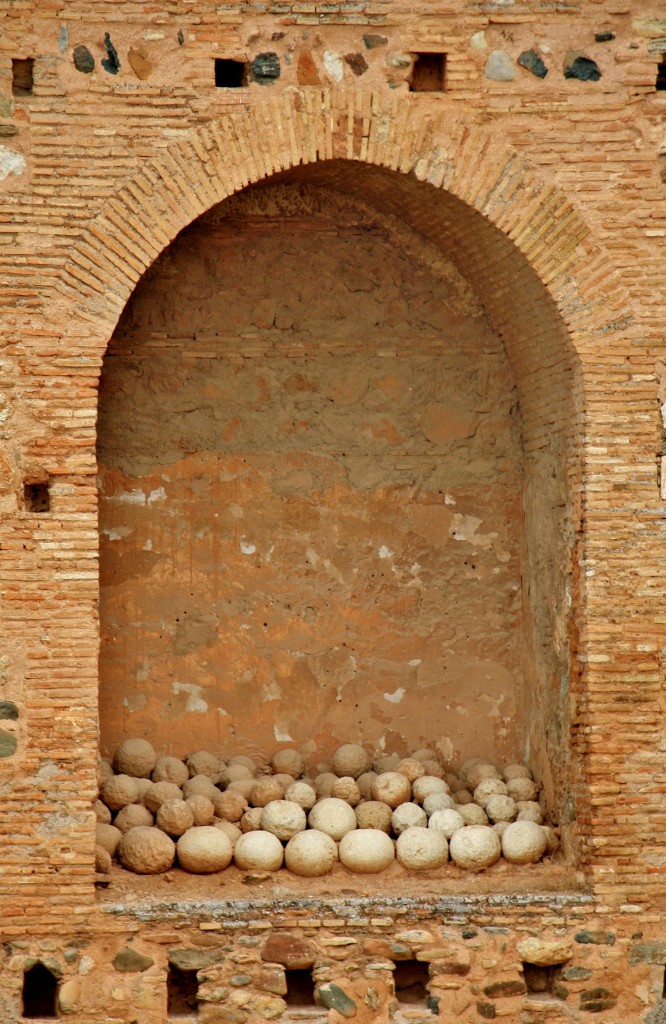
186 794 215 826
506 777 539 802
250 778 284 808
391 802 427 836
463 761 502 790
241 808 263 833
542 825 560 855
339 829 395 874
214 789 248 822
95 844 112 874
284 829 338 877
370 772 412 809
113 738 156 779
119 825 175 874
95 799 112 825
273 773 297 791
285 782 317 810
101 774 139 812
419 759 445 779
452 789 474 805
177 826 233 873
157 799 194 837
397 826 449 870
229 754 258 772
331 743 372 780
456 803 488 826
271 748 305 778
503 763 533 782
428 808 465 839
485 795 518 824
314 773 338 798
260 800 307 841
219 763 254 786
226 778 255 801
308 798 357 841
356 771 378 800
396 758 426 784
412 748 438 764
114 803 154 833
134 777 153 802
423 793 456 816
355 801 393 833
215 820 242 846
186 750 220 778
493 820 510 839
234 830 284 872
501 820 548 865
516 801 543 824
96 823 122 858
143 781 183 814
449 825 501 871
373 753 400 774
182 774 219 801
97 758 114 787
412 776 449 804
331 776 362 806
152 756 189 786
473 778 508 808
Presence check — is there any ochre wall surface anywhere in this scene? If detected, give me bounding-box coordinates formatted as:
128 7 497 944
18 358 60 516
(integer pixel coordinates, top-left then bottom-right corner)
1 0 666 1021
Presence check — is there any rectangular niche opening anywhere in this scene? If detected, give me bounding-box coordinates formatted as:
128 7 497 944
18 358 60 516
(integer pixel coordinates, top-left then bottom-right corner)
394 960 434 1011
12 57 34 95
22 963 58 1019
658 58 666 91
410 52 446 92
23 480 50 513
215 58 247 88
167 965 199 1018
285 969 317 1008
523 963 565 1000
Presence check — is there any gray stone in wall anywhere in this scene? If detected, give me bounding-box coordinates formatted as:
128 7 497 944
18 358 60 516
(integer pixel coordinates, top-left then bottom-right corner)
73 45 95 73
629 941 666 965
484 50 516 81
563 52 601 80
250 53 280 85
0 729 16 758
317 983 357 1018
112 947 154 972
518 49 548 78
0 701 18 720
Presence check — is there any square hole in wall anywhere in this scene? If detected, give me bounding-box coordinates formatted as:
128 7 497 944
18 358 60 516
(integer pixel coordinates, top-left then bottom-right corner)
23 480 50 513
12 57 34 96
410 53 446 92
523 962 566 1000
394 960 435 1010
657 58 666 91
22 963 58 1018
215 58 247 88
285 969 316 1008
167 965 199 1018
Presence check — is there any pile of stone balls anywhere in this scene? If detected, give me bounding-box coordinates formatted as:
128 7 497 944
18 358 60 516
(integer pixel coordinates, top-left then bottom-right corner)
95 740 559 877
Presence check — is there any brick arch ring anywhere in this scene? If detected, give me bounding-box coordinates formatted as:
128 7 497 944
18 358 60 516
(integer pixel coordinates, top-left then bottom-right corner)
56 87 631 361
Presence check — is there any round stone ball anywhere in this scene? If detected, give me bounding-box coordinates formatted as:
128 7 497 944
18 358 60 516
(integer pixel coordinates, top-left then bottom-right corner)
177 826 233 873
308 798 357 841
215 820 242 846
423 793 456 816
219 763 254 786
356 771 377 800
396 758 425 783
493 820 510 839
273 773 297 791
285 782 317 810
464 762 502 790
331 744 372 780
542 826 560 855
285 829 338 877
453 789 474 805
445 773 462 791
331 777 361 807
356 801 393 833
143 781 182 813
101 774 139 812
229 754 258 772
135 777 153 801
186 795 215 826
95 844 112 874
157 799 194 837
371 772 412 809
95 799 112 824
485 795 517 824
96 823 122 858
226 778 255 801
114 803 154 833
339 829 395 874
98 758 114 787
412 776 449 804
182 774 219 801
261 800 307 841
516 801 543 824
474 778 508 808
234 830 284 872
186 750 220 778
152 756 189 786
250 778 284 808
214 790 248 822
119 825 175 874
391 802 427 836
456 803 488 826
501 820 548 864
113 738 156 779
314 772 338 798
429 808 465 839
397 827 448 870
419 759 445 779
412 748 438 764
373 753 400 773
506 777 539 802
271 748 305 778
503 763 533 782
241 808 263 833
449 825 501 871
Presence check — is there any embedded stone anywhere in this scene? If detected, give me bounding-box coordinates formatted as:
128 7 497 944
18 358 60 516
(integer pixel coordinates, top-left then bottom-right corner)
484 51 516 81
629 941 666 964
0 729 17 758
250 52 280 85
580 987 616 1012
574 930 615 946
562 966 592 981
169 948 219 971
563 52 601 81
518 49 548 78
316 983 357 1018
363 34 387 49
113 947 154 972
0 701 18 720
517 938 572 966
73 45 95 74
483 979 526 997
344 53 368 76
261 934 314 969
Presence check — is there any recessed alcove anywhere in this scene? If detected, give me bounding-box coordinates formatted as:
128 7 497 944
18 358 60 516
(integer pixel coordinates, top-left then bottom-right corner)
96 161 581 862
